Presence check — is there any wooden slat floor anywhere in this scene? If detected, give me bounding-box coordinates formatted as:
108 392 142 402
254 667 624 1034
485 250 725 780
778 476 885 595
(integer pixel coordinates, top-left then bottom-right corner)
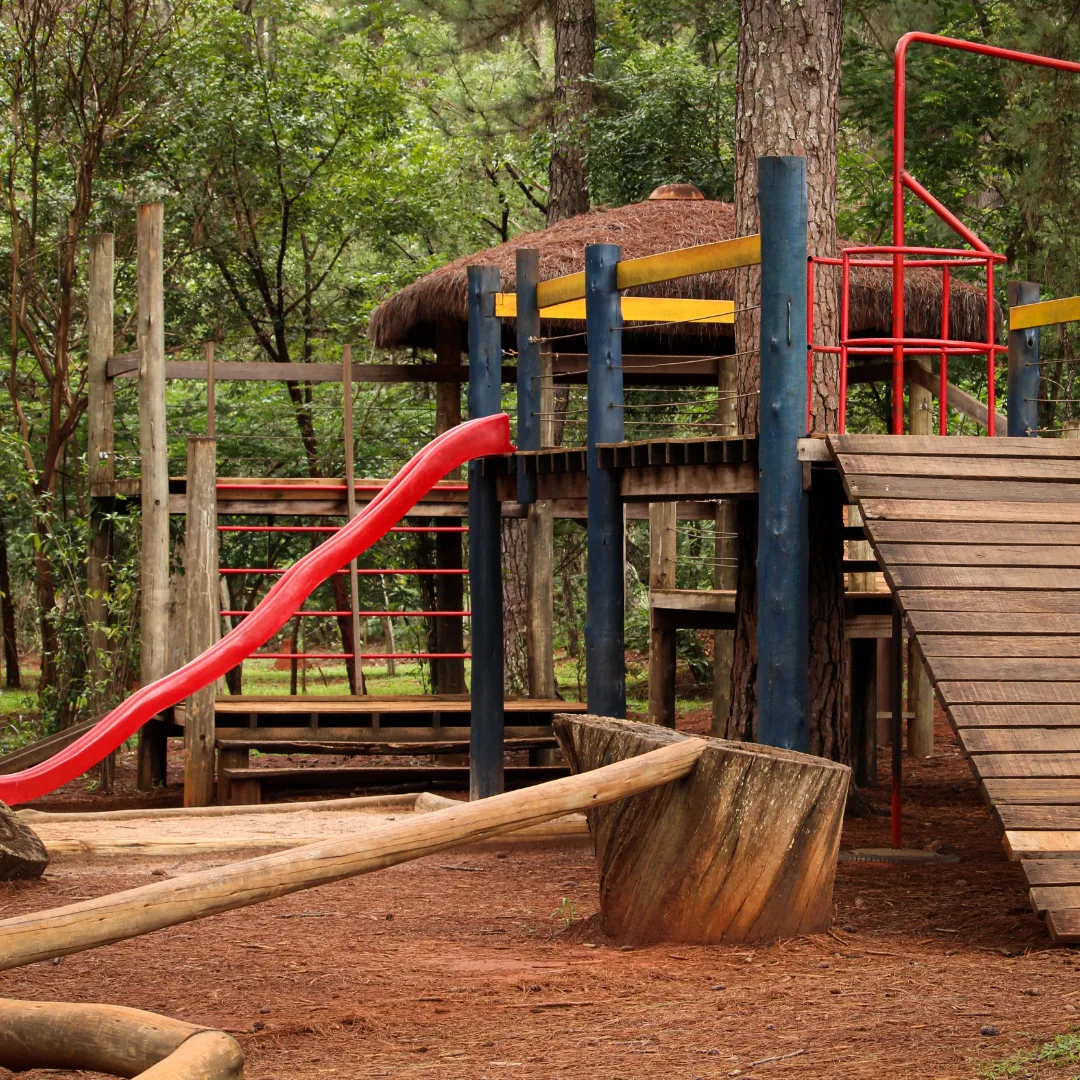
830 434 1080 945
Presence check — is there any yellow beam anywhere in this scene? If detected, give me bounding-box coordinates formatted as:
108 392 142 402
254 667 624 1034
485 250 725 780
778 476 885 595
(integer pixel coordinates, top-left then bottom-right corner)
494 294 734 324
616 234 761 291
533 234 761 308
1011 295 1080 330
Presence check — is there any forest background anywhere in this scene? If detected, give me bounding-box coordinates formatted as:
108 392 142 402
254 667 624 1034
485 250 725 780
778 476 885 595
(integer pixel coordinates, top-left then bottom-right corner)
2 0 1079 738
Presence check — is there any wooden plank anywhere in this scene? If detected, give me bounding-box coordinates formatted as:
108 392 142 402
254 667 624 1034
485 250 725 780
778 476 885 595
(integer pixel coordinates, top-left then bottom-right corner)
941 683 1080 706
846 476 1080 504
494 294 735 325
830 434 1080 458
878 543 1080 567
1046 909 1080 944
861 499 1080 524
212 697 584 715
891 566 1080 590
223 764 570 787
868 520 1080 545
901 590 1080 614
1005 831 1080 857
1028 885 1080 915
959 729 1080 755
616 234 761 290
840 453 1080 483
1010 294 1080 331
970 753 1080 778
999 806 1080 830
619 463 758 500
953 704 1080 727
650 588 736 613
932 658 1080 682
215 736 556 755
1022 859 1080 886
984 778 1080 804
214 725 554 742
920 635 1080 657
909 612 1080 634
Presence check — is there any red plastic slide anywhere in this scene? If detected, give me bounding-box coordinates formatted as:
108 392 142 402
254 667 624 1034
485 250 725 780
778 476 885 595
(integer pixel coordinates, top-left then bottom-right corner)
0 414 513 806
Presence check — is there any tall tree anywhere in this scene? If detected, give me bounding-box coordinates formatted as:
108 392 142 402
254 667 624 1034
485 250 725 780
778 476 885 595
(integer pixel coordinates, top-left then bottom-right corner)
725 0 846 759
547 0 595 222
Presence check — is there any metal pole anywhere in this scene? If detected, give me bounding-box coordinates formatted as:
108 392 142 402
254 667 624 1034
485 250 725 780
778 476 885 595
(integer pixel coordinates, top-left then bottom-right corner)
1008 281 1040 437
756 156 809 752
585 243 625 718
468 265 505 799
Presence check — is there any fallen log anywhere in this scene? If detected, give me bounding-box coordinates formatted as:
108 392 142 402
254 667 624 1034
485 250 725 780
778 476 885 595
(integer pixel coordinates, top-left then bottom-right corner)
554 715 849 944
0 738 703 969
0 804 47 880
0 998 243 1079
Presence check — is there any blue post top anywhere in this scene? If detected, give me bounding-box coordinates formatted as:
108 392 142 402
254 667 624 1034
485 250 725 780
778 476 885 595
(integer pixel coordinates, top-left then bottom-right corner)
585 244 624 449
468 265 501 420
516 249 540 503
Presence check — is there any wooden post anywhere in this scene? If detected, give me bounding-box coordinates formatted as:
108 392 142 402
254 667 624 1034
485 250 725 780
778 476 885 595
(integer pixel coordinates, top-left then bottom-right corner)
1008 281 1040 437
711 353 738 735
585 243 626 718
205 342 216 438
906 355 935 758
467 265 504 799
647 501 677 727
342 345 364 698
849 636 877 786
517 251 556 751
184 438 217 807
87 233 115 790
434 320 465 695
890 599 904 847
1067 419 1080 440
756 157 809 752
136 203 169 790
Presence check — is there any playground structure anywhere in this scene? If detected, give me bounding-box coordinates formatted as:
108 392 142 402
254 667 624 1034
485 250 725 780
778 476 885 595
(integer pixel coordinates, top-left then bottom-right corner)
10 26 1080 1078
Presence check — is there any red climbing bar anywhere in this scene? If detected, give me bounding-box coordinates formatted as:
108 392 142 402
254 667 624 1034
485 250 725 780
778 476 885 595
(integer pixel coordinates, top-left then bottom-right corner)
940 266 950 435
806 256 815 433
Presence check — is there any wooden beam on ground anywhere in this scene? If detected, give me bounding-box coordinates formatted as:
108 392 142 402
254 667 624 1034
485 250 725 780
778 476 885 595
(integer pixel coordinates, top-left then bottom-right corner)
0 739 704 969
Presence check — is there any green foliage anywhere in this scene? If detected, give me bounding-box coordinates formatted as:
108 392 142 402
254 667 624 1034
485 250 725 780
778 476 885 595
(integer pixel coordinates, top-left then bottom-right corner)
980 1030 1080 1078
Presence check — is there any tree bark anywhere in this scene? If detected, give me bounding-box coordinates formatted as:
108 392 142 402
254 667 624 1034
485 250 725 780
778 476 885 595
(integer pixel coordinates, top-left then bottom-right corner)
728 0 844 755
547 0 595 224
0 517 19 690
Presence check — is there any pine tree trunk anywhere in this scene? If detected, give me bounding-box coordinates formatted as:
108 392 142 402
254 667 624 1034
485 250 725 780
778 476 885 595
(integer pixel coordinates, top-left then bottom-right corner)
0 517 19 690
547 0 595 224
727 0 844 758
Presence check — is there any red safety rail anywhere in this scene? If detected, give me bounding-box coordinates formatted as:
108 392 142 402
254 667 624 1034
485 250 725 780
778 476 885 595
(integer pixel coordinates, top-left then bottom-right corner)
808 34 1080 441
217 525 467 533
252 652 471 661
0 414 512 805
219 567 467 576
216 482 469 492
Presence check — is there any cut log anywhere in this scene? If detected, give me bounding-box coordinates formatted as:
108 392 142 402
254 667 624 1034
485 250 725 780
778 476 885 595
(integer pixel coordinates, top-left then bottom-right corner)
553 715 849 944
0 804 47 880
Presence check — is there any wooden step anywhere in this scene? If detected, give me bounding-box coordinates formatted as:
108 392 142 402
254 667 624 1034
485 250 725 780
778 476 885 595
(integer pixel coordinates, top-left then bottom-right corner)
215 735 558 756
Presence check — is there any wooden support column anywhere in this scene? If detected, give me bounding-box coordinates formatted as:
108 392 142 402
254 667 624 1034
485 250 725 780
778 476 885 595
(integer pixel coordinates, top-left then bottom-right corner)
890 600 904 847
1008 281 1040 437
434 320 465 695
756 157 809 752
906 355 934 759
647 502 677 727
1067 419 1080 440
87 233 115 791
585 243 626 718
136 204 169 790
848 636 877 787
184 438 217 807
342 345 365 698
468 266 504 799
517 251 556 756
711 352 737 735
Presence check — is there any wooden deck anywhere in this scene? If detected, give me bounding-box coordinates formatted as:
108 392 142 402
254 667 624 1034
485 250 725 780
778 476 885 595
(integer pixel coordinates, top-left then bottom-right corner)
831 433 1080 944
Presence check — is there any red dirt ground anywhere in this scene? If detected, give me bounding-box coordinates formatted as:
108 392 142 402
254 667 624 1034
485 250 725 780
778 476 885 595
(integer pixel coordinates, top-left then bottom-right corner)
2 710 1078 1080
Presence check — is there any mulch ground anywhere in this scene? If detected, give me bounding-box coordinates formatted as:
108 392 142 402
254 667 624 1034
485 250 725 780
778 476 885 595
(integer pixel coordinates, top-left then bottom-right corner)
2 709 1078 1080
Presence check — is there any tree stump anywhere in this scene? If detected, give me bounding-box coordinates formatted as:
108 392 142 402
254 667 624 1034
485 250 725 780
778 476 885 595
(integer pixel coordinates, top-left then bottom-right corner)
553 715 849 944
0 804 47 880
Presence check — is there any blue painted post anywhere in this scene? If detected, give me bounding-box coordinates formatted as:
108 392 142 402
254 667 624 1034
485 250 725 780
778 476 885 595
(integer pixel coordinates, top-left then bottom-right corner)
516 248 540 504
756 156 810 752
1008 281 1040 438
585 243 626 718
467 265 504 799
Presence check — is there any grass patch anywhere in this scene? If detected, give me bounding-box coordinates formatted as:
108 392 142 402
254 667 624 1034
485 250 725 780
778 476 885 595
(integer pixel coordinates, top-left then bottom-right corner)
981 1032 1080 1079
0 687 44 755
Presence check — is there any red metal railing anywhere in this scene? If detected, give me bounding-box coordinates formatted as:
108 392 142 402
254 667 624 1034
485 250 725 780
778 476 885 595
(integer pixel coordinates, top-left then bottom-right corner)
217 525 467 534
251 652 471 661
219 567 467 575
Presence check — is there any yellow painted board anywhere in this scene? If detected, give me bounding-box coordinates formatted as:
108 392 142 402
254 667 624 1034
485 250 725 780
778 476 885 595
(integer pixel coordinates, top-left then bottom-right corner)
1011 295 1080 330
494 294 734 325
536 271 586 308
616 234 761 290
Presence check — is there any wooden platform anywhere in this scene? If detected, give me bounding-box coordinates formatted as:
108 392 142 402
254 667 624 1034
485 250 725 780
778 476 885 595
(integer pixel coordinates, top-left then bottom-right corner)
831 433 1080 944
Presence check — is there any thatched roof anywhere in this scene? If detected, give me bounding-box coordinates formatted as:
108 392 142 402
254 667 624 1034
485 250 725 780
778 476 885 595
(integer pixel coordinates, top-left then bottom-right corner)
368 198 994 355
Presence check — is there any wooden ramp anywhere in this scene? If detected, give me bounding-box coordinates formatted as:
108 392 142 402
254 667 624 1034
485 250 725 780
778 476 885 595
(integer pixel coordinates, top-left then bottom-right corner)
830 434 1080 945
